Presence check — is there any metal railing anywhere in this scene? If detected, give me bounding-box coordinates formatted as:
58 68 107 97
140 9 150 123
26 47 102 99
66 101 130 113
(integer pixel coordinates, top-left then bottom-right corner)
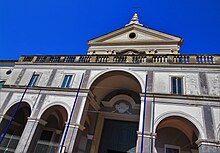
19 54 220 65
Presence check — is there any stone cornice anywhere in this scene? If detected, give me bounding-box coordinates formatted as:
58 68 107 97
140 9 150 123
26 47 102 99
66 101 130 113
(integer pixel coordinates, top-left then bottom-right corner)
140 93 220 105
1 85 90 97
89 40 180 46
196 139 220 146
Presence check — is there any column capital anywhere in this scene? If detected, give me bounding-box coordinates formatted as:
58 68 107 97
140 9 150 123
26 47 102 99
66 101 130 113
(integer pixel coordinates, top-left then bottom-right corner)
139 95 154 101
196 139 220 147
27 117 47 125
137 131 156 139
66 122 85 131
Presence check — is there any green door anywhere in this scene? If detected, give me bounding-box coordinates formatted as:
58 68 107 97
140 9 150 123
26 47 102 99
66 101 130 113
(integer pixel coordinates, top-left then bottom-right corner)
98 119 138 153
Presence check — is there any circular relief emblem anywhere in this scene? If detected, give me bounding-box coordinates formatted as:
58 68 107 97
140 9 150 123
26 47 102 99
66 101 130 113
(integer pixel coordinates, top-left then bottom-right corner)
129 32 136 39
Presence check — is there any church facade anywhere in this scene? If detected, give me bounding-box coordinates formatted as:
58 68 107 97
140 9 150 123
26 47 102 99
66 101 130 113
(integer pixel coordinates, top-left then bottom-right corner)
0 13 220 153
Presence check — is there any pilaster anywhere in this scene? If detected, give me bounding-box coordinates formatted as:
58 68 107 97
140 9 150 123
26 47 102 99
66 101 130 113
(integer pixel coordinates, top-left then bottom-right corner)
136 96 154 153
60 95 88 153
61 124 84 153
136 132 156 153
15 118 47 153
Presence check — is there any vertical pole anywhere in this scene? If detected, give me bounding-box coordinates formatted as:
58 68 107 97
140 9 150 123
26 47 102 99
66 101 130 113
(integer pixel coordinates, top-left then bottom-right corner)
60 73 84 153
140 74 148 153
150 96 156 153
21 89 41 153
0 72 35 144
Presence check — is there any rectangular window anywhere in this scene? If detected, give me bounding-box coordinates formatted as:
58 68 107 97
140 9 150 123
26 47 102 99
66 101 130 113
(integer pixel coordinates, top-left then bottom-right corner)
171 77 183 95
29 74 39 87
61 75 72 88
0 81 6 89
165 145 180 153
165 148 179 153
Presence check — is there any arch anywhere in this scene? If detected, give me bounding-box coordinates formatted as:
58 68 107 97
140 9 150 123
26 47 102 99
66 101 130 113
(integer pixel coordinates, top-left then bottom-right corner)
32 104 69 152
3 101 31 115
40 105 68 128
37 102 70 120
3 99 33 115
87 69 145 92
154 111 205 139
0 101 31 151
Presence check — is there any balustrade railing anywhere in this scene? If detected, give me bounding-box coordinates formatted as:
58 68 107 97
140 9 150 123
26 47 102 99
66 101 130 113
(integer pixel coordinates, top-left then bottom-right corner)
19 54 220 65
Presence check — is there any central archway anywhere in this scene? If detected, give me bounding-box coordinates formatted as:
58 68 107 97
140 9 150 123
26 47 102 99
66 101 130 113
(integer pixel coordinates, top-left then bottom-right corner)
82 70 142 153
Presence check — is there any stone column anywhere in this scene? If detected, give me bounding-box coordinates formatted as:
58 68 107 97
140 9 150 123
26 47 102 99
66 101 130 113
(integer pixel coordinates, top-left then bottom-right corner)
61 124 84 153
136 96 154 153
60 95 89 153
196 139 220 153
15 118 47 153
136 132 157 153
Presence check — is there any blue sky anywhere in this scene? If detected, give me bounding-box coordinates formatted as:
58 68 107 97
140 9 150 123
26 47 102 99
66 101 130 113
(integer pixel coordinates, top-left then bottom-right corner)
0 0 219 60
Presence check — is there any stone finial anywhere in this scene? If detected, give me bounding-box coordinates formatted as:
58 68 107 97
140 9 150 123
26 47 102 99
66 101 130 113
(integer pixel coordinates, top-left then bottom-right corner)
126 12 143 26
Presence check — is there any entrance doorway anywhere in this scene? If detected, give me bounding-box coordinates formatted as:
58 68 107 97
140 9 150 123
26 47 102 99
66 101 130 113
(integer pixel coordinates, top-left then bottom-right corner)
98 119 138 153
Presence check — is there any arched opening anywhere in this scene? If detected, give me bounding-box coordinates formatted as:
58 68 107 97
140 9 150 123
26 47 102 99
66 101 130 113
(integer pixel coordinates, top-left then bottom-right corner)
0 102 31 152
82 70 142 153
155 116 199 153
33 105 68 153
90 71 142 104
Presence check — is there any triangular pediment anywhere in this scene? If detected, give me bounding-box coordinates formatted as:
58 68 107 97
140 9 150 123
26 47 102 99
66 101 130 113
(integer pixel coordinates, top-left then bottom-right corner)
88 24 182 45
88 14 183 55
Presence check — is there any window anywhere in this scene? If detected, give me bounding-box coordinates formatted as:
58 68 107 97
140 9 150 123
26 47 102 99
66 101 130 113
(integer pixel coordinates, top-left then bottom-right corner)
61 75 72 88
29 74 39 87
165 145 180 153
171 77 183 95
0 81 6 89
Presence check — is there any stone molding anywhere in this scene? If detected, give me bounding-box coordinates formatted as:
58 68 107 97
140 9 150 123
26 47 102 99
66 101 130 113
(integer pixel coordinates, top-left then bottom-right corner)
66 122 85 131
137 131 157 139
196 139 220 147
27 117 47 125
